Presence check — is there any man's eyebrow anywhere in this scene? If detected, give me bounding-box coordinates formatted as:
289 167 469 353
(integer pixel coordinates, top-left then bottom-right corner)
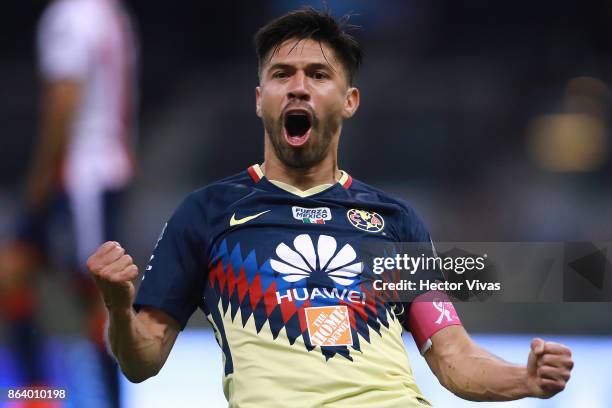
266 63 295 72
266 62 334 73
306 62 334 72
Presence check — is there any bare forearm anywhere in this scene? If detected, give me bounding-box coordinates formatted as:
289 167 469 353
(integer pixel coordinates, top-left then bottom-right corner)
438 344 532 401
38 101 72 163
107 308 164 383
30 117 69 174
26 81 79 207
88 243 179 383
426 327 573 401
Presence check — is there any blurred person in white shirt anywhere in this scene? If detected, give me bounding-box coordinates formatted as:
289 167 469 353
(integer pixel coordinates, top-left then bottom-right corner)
0 1 138 406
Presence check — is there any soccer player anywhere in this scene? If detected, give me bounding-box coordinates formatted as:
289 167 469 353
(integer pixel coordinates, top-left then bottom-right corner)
87 8 573 407
0 0 138 406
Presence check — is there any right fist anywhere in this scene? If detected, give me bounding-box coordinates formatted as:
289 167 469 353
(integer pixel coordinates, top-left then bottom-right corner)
86 241 139 311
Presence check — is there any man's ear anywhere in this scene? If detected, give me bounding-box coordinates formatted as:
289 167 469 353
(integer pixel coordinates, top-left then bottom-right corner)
255 86 262 118
342 87 360 119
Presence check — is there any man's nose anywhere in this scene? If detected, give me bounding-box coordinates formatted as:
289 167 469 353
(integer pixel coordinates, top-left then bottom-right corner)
287 72 310 101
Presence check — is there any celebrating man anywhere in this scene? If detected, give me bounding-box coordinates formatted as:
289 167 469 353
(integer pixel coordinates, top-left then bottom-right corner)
87 8 572 407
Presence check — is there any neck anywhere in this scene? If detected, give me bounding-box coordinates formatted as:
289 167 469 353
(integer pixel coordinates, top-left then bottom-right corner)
262 139 340 191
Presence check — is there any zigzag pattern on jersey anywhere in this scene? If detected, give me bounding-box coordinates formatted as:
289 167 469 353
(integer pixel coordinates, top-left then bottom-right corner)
206 239 396 361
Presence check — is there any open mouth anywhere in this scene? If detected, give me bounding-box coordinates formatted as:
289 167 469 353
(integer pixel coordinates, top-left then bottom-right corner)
283 110 312 147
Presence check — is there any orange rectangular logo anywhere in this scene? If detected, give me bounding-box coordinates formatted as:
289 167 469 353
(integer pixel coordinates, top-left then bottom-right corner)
305 305 353 347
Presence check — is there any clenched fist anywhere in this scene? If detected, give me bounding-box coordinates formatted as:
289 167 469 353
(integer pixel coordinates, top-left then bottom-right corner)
527 338 573 398
86 241 139 311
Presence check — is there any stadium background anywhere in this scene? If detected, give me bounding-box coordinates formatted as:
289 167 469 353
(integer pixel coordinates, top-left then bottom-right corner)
1 0 611 406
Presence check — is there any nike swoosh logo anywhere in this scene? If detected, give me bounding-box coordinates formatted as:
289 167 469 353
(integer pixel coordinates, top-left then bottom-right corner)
230 210 270 226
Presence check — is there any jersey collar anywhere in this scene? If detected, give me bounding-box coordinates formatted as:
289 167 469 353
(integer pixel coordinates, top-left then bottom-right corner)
247 164 352 197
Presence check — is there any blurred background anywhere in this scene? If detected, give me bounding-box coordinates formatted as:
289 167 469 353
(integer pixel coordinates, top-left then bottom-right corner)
1 0 611 407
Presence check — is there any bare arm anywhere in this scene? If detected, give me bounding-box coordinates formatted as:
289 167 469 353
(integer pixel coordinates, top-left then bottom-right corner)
108 306 180 383
87 241 180 383
26 80 80 208
424 325 573 401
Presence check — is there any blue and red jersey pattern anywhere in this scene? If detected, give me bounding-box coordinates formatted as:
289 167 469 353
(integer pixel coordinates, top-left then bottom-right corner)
134 164 440 407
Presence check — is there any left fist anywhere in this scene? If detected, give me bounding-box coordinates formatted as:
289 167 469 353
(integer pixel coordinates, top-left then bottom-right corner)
527 338 573 398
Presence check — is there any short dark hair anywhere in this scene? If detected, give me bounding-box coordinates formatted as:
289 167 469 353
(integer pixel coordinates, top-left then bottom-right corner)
254 7 362 85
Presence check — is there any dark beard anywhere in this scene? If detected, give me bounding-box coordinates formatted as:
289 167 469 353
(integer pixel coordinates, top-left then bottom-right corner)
263 113 339 169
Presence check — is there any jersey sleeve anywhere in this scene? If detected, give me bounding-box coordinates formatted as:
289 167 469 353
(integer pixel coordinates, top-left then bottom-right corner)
395 201 463 353
398 201 444 284
133 195 208 330
37 1 92 80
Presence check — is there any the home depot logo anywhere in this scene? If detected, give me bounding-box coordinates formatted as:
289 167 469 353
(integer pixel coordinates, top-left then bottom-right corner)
305 305 353 347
